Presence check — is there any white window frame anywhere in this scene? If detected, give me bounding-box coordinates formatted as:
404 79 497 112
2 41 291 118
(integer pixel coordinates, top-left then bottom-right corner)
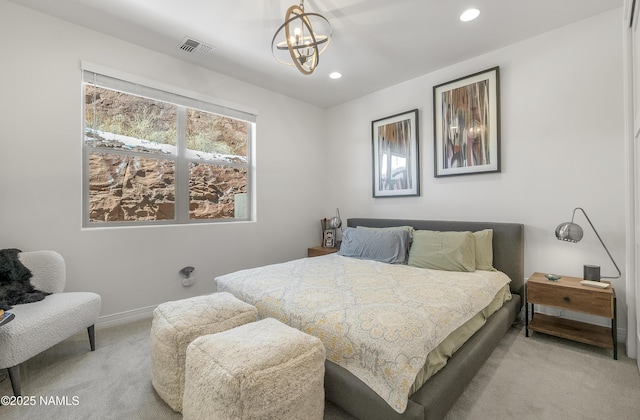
81 62 257 228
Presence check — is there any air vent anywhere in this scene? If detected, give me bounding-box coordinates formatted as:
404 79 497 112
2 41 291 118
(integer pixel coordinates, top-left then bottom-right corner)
177 37 215 56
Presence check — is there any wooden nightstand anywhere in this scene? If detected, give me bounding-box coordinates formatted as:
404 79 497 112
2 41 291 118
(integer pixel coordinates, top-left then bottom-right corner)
307 246 338 257
525 272 617 359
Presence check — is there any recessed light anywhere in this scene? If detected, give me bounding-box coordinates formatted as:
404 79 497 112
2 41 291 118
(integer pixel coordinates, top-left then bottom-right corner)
460 8 480 22
329 72 342 79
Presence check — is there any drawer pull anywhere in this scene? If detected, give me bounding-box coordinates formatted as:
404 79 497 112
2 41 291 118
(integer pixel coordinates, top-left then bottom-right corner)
563 296 570 303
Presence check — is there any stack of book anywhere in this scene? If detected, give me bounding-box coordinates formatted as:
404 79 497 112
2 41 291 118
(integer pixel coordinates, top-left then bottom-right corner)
0 309 15 326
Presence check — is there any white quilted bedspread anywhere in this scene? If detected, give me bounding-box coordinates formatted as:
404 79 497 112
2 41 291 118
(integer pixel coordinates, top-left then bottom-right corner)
215 254 511 413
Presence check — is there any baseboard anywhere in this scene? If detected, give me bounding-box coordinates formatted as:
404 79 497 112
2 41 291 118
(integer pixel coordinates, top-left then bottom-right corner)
96 305 156 329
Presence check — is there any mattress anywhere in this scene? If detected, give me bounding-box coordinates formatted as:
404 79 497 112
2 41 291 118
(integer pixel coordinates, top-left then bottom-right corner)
409 284 511 395
215 254 511 413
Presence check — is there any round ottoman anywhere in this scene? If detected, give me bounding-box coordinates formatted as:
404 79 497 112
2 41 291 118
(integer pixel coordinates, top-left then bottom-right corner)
183 317 326 420
151 292 257 412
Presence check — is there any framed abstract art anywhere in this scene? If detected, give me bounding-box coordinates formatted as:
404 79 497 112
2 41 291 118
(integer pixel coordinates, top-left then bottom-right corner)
371 109 420 197
433 67 500 177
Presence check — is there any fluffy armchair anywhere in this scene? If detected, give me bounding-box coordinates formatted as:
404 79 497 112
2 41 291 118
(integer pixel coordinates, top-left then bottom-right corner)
0 250 101 396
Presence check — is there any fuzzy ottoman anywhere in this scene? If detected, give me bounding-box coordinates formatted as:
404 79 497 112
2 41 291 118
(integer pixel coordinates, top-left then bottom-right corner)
151 292 257 412
182 317 326 420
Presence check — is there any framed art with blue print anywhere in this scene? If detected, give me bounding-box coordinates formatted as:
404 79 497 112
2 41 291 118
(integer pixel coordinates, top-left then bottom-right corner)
371 109 420 197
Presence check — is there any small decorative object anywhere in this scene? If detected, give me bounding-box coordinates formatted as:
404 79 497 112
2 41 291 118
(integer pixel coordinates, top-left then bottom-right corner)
371 109 420 197
433 67 500 177
544 274 561 281
583 264 601 281
271 0 332 75
0 311 15 327
328 208 342 248
323 229 335 248
580 279 610 289
555 207 621 280
321 209 341 248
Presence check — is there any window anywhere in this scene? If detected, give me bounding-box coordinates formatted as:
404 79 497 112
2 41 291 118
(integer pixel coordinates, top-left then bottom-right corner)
82 64 255 227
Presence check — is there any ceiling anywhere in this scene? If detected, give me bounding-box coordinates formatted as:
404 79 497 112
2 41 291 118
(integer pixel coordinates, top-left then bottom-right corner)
8 0 622 108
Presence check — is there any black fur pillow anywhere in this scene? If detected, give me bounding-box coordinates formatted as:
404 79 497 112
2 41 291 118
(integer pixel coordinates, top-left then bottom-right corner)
0 248 51 311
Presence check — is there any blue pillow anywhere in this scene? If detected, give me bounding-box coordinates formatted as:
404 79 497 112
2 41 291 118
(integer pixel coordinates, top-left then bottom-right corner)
338 227 410 264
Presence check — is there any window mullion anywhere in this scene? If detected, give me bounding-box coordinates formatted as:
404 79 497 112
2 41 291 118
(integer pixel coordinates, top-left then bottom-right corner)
176 106 190 223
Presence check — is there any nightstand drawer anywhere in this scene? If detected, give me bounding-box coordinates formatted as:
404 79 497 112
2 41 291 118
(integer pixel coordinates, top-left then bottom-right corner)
527 281 613 317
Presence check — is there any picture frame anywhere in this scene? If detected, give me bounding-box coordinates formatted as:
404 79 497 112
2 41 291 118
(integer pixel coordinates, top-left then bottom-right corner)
371 109 420 197
433 67 500 177
322 229 336 248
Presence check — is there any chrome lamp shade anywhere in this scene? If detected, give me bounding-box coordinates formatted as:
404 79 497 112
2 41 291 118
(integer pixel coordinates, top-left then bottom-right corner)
555 207 621 279
555 222 583 242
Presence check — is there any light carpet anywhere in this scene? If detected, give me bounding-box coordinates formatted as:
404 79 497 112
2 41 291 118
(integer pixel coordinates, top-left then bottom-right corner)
0 318 638 419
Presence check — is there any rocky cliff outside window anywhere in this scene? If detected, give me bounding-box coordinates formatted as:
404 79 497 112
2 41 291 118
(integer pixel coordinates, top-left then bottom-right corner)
82 64 256 227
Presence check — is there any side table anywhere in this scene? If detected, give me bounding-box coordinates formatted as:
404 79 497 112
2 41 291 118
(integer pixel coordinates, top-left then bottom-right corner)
308 246 338 257
525 272 617 359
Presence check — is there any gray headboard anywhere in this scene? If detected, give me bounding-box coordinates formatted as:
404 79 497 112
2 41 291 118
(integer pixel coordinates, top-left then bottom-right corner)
347 218 525 300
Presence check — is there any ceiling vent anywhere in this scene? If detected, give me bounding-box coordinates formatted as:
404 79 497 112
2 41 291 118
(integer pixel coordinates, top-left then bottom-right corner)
177 37 215 56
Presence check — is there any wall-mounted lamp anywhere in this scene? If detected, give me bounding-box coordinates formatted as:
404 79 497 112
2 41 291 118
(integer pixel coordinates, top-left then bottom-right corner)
555 207 621 281
180 266 196 287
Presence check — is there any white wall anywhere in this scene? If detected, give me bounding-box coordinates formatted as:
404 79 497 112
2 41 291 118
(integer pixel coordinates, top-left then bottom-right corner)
0 2 327 320
0 3 628 334
325 10 627 332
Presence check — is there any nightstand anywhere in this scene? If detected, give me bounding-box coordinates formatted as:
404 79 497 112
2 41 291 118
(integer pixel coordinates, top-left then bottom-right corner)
525 272 617 359
307 246 338 257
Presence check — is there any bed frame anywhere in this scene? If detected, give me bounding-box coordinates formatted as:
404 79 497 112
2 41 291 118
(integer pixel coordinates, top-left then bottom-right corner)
323 218 524 420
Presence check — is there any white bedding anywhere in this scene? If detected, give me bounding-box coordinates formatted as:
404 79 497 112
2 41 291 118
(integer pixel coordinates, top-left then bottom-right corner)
215 254 511 413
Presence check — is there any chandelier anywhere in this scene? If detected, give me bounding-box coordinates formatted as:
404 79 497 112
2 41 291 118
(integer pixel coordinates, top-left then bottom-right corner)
271 0 332 75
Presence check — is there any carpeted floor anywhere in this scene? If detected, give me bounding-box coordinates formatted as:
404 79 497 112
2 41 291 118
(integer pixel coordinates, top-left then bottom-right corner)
1 318 638 419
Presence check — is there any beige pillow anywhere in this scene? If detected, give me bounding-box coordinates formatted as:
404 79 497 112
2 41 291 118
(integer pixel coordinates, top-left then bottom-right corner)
408 230 476 272
473 229 494 270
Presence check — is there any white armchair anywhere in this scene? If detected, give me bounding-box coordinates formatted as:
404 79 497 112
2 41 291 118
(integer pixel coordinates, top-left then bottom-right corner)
0 250 101 396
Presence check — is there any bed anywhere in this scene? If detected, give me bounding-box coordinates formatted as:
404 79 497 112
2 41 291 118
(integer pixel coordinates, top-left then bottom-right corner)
216 218 524 420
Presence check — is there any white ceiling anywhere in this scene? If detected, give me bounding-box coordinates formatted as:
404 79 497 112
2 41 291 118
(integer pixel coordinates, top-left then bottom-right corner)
8 0 622 108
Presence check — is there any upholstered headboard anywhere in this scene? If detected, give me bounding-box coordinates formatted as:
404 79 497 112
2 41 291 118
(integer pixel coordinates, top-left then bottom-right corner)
346 218 525 301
